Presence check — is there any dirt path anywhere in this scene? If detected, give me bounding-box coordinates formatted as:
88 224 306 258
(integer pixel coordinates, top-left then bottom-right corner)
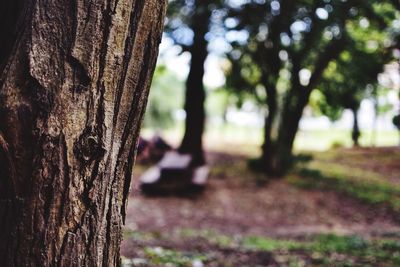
123 152 400 239
121 150 400 266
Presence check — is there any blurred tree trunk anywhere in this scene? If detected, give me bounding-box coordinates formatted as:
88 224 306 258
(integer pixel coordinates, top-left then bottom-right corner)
0 0 166 266
178 0 211 166
351 107 361 147
370 96 378 146
261 75 278 173
272 84 310 175
261 36 347 176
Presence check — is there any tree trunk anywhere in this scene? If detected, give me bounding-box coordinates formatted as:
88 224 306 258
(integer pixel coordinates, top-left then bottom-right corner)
267 82 312 176
261 76 278 173
370 92 379 147
260 33 348 177
178 1 210 166
272 98 306 176
0 0 166 266
351 107 361 147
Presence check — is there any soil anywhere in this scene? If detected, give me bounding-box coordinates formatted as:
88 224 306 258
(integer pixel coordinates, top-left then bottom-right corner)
121 148 400 266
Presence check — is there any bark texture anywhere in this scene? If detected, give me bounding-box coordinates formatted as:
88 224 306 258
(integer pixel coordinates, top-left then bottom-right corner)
0 0 166 266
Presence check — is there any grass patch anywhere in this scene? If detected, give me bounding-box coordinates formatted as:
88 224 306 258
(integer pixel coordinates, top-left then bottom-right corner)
309 234 400 266
290 149 400 211
242 236 302 251
121 247 207 267
289 169 400 211
124 228 400 266
238 234 400 266
177 228 238 248
143 247 207 267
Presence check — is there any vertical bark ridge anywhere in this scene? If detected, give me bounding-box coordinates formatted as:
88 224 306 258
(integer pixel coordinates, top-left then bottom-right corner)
0 0 167 266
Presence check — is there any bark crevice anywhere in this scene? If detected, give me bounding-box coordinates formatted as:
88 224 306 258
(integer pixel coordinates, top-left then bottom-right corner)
0 0 167 266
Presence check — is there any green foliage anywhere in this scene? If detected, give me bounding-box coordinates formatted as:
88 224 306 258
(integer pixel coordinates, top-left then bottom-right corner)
222 0 400 172
225 1 398 94
315 17 392 121
143 65 184 129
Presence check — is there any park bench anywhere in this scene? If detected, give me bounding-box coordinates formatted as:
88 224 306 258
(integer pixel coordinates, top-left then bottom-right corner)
140 151 209 195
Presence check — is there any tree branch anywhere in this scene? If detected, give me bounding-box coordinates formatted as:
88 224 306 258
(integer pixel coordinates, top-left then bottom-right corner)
307 34 348 91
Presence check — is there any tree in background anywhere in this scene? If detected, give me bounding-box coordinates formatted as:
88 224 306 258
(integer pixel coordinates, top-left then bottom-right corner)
393 114 400 145
317 35 392 147
225 1 398 175
166 0 224 165
0 0 166 265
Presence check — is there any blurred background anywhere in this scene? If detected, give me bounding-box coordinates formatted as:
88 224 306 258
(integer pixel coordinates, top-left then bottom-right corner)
122 1 400 266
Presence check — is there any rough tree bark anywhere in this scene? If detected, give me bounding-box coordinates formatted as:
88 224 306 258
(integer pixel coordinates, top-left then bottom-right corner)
178 0 211 166
0 0 166 266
